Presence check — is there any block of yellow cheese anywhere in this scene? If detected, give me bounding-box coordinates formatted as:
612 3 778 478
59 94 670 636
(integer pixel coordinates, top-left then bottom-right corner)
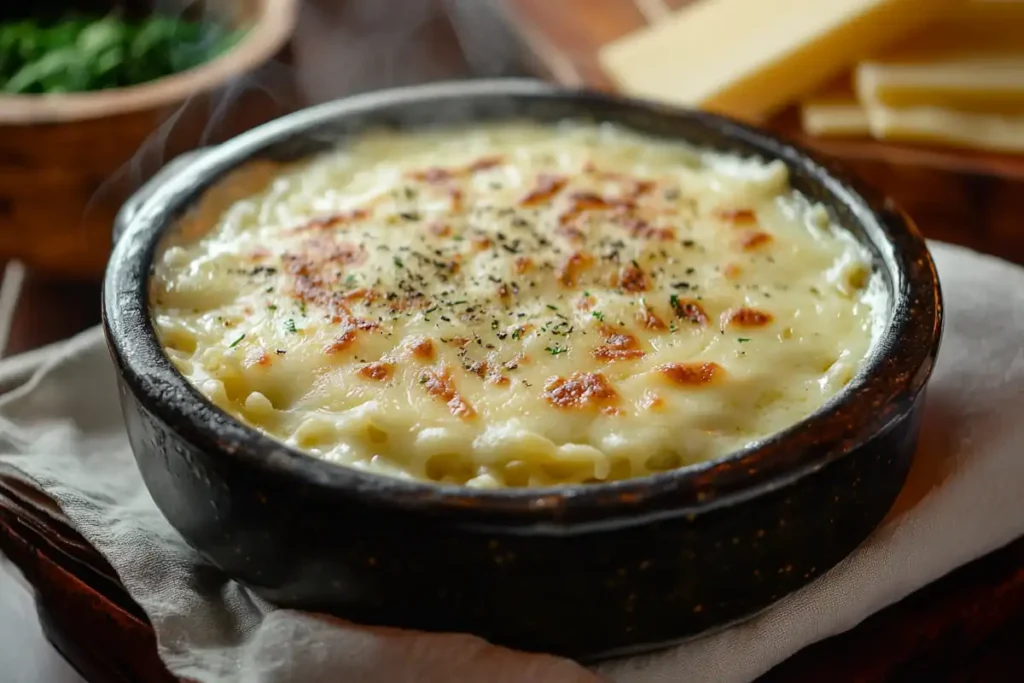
598 0 960 122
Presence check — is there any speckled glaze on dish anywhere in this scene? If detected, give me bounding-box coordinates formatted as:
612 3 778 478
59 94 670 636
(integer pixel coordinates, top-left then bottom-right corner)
102 80 943 659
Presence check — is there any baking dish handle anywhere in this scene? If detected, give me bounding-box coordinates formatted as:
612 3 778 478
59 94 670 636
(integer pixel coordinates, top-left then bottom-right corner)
113 148 211 245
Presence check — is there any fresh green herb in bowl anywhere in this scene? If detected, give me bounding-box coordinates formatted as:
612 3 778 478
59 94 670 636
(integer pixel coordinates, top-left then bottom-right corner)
0 14 244 94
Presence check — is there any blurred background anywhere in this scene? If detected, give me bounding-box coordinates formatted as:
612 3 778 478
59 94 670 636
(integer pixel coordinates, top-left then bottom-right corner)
0 0 530 355
3 2 1024 681
0 0 1021 351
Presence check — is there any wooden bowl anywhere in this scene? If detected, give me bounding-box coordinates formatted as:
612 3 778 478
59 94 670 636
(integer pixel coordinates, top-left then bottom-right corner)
0 0 300 280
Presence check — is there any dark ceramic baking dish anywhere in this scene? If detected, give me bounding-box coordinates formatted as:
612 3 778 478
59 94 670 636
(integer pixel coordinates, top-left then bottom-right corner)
102 79 943 660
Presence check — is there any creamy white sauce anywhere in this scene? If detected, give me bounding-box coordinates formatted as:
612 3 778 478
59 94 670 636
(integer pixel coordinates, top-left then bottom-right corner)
151 121 881 488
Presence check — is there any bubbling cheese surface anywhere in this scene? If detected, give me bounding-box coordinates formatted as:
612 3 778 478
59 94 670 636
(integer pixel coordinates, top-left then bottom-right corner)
151 122 882 488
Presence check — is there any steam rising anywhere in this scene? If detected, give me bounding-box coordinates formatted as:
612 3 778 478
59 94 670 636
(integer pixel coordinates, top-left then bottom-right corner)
90 0 526 231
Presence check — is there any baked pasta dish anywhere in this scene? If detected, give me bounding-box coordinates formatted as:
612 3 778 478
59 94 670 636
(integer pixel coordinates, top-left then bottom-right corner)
150 122 882 488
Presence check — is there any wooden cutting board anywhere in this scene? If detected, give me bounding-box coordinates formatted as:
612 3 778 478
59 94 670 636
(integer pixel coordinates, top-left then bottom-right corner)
501 0 1024 266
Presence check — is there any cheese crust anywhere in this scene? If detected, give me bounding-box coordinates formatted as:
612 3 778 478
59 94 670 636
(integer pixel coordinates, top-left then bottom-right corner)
150 122 881 488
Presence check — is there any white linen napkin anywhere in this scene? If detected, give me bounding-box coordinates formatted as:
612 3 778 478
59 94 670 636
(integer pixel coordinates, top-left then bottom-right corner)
0 240 1022 683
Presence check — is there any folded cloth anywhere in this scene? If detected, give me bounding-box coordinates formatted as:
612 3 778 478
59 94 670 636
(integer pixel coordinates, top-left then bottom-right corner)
1 240 1023 683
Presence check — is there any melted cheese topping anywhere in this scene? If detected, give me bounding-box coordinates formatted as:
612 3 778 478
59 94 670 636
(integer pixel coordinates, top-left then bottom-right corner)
151 122 882 488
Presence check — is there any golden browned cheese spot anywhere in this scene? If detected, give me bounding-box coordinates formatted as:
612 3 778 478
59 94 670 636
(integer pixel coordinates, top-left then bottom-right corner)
503 353 526 370
618 265 650 293
571 191 617 212
577 294 596 311
632 179 657 198
341 288 378 305
496 283 512 305
324 328 358 355
658 362 725 386
672 298 709 326
329 313 379 329
638 305 667 330
467 155 503 173
514 324 534 338
557 223 586 243
408 156 503 186
468 360 511 386
583 165 656 200
287 239 367 273
725 308 774 328
429 222 452 237
420 366 475 419
556 251 594 288
543 372 619 410
521 174 568 206
716 208 757 225
514 256 534 274
739 231 773 251
623 217 675 242
449 188 464 213
470 235 492 252
558 192 621 232
285 242 370 315
295 209 369 232
409 167 454 184
323 241 368 265
724 263 744 280
287 261 326 305
406 336 436 361
593 324 645 362
358 361 394 382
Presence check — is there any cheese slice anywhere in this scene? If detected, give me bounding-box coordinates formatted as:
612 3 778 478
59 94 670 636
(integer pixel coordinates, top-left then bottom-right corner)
799 90 1024 153
865 105 1024 152
800 99 871 138
598 0 960 122
855 0 1024 112
857 57 1024 113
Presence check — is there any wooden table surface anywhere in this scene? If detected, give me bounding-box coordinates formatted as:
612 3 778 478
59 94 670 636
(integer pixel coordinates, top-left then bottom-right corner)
3 1 1024 680
0 264 100 357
